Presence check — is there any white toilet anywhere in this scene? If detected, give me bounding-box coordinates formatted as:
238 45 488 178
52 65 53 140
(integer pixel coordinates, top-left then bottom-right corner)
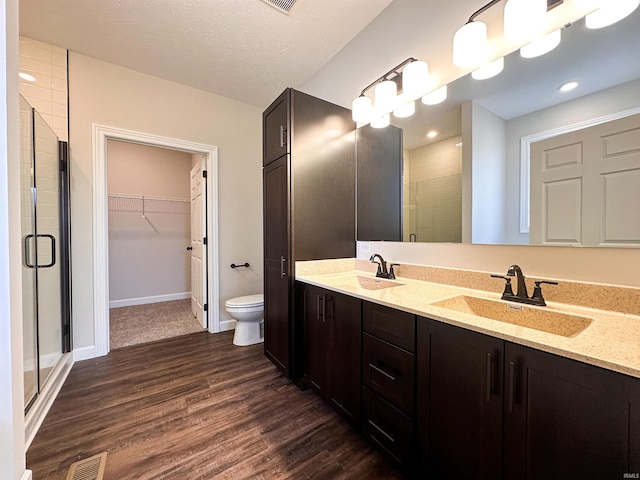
225 294 264 346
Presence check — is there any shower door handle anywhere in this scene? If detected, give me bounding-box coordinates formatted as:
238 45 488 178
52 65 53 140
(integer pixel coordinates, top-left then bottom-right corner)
23 234 35 268
38 234 56 268
24 234 57 268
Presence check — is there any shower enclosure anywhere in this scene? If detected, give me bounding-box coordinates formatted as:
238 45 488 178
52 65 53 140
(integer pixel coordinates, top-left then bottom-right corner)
20 95 71 413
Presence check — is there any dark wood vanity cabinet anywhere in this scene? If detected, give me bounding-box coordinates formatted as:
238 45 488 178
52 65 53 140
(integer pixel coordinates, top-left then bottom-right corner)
263 89 356 379
416 318 503 479
300 283 362 426
416 316 640 480
503 342 640 480
361 302 416 470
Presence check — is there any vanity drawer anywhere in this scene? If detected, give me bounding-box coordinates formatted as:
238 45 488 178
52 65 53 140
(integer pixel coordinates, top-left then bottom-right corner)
362 386 414 469
362 333 415 414
363 301 415 352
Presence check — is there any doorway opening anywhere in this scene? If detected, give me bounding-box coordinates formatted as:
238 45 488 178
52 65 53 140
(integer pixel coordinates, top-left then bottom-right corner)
93 125 219 357
106 140 208 349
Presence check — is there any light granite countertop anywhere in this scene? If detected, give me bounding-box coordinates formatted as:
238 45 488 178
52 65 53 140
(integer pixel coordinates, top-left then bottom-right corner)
296 266 640 379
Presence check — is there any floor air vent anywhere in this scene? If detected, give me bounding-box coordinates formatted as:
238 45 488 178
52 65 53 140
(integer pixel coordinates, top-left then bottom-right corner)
66 452 107 480
261 0 300 14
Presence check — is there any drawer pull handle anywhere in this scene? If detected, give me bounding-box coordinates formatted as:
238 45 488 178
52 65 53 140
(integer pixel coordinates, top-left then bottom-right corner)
368 420 395 443
369 363 396 381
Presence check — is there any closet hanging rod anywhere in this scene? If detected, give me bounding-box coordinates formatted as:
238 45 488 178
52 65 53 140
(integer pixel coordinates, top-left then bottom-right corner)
107 193 189 203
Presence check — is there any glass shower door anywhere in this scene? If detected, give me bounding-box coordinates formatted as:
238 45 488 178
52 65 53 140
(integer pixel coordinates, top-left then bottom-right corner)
20 94 70 413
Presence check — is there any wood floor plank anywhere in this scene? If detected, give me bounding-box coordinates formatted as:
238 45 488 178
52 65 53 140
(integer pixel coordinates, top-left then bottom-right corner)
27 331 404 479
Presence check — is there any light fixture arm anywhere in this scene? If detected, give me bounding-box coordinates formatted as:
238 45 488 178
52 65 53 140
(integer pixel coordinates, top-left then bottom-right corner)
359 57 418 97
468 0 503 23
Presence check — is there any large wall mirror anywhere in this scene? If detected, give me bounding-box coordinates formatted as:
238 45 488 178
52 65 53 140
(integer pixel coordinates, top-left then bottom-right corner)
362 7 640 247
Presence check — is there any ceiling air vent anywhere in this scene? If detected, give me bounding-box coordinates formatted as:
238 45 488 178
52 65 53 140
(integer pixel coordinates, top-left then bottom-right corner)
261 0 300 15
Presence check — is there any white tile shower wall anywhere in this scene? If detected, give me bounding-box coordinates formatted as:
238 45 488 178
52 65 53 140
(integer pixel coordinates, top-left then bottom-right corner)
405 135 462 242
19 37 68 141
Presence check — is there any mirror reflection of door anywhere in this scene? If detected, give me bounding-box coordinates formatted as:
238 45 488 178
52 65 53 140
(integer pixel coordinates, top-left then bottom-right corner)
530 113 640 246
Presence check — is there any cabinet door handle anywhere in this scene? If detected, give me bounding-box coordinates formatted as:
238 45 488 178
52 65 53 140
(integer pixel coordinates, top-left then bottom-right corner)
508 361 516 413
280 256 287 278
279 125 287 148
368 363 396 381
486 352 493 402
317 295 325 322
368 419 395 443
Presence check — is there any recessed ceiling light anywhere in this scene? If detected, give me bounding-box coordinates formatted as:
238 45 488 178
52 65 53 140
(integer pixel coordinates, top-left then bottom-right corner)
427 131 438 139
19 72 36 82
559 81 579 92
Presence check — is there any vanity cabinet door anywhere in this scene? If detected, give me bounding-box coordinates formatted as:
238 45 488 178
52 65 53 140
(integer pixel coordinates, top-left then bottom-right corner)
504 342 637 480
302 284 328 394
301 283 362 427
327 290 362 426
263 90 289 166
416 318 503 480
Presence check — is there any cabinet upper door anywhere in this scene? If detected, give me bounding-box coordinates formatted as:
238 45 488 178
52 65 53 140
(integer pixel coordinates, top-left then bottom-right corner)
263 89 290 166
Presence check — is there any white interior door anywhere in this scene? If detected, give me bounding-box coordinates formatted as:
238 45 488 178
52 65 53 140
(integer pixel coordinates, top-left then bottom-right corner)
530 113 640 246
190 159 207 327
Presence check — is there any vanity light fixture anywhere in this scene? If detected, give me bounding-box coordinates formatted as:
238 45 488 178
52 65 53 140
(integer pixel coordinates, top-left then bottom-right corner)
422 85 448 105
19 72 36 82
520 28 562 58
559 80 579 92
472 56 505 80
352 57 430 125
582 0 639 29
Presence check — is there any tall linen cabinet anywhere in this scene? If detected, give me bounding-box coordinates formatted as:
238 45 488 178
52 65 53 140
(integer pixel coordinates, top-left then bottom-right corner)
263 88 356 379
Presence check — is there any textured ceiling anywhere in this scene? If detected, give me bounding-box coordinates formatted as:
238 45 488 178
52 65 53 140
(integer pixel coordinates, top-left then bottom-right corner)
19 0 394 107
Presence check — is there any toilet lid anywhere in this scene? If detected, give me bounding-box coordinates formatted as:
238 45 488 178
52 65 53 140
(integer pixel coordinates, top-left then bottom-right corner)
225 294 264 308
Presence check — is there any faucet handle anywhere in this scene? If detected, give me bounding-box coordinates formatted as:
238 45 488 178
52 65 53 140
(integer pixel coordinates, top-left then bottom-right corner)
388 263 400 280
531 280 559 305
491 274 514 298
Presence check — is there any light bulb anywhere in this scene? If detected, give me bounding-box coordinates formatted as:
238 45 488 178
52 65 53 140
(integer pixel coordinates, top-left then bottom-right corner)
472 57 504 80
520 29 561 58
453 21 488 67
422 85 448 105
374 80 398 114
393 101 415 118
504 0 547 43
370 113 390 129
352 96 373 123
402 60 429 100
585 0 639 29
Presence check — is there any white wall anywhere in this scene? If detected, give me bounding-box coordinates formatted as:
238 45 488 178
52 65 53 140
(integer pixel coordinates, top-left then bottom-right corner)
107 140 192 306
68 53 263 352
469 102 506 244
1 1 29 479
504 77 640 244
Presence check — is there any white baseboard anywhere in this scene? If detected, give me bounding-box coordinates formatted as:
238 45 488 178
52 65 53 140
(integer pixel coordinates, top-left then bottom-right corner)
25 352 74 451
109 292 191 309
73 345 97 362
22 470 33 480
218 319 236 332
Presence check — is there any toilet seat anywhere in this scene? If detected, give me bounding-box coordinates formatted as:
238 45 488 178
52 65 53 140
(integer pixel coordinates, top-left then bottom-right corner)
225 294 264 308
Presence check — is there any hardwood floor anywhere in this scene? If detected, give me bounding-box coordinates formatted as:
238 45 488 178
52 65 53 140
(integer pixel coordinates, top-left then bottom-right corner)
27 331 404 479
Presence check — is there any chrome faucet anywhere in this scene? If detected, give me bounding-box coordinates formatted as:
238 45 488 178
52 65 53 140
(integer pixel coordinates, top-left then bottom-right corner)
491 264 558 306
369 254 399 279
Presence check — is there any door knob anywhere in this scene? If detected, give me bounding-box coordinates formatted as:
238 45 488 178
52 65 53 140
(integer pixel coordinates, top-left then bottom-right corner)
186 246 193 251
